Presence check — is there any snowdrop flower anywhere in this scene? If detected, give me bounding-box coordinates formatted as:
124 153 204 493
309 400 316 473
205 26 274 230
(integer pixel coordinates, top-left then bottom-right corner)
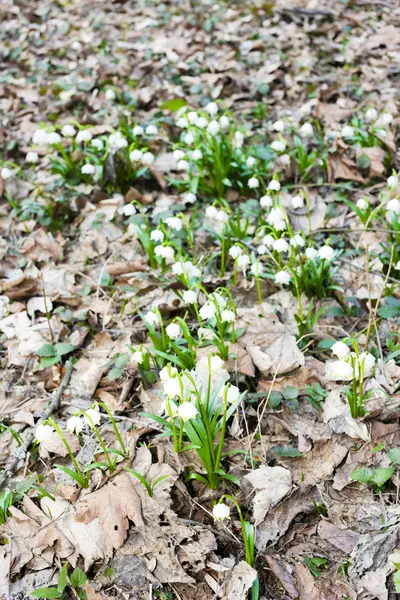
221 309 236 323
199 302 216 320
154 245 175 263
177 159 189 171
271 140 286 152
66 416 84 435
278 154 291 166
216 210 229 224
229 245 243 259
145 310 160 326
178 402 198 422
184 192 197 204
205 102 218 116
330 360 353 381
272 120 285 133
183 289 197 304
173 149 185 161
248 177 259 189
81 163 96 175
130 149 143 162
263 234 275 248
234 131 244 148
91 139 103 151
205 205 218 219
196 117 208 129
250 261 264 276
192 149 202 160
1 167 13 180
268 179 281 192
164 377 181 399
187 111 199 125
145 124 158 136
381 113 393 125
166 322 181 338
85 404 101 426
207 120 220 135
220 115 229 129
387 175 399 188
184 131 194 144
165 216 183 231
132 350 144 364
246 156 257 168
273 238 290 253
365 108 377 122
48 132 62 145
118 203 136 216
150 229 164 243
331 341 350 359
142 152 155 165
341 125 354 138
35 423 55 443
76 130 92 143
387 199 400 214
109 132 128 151
305 247 318 260
267 207 287 230
105 89 116 101
356 198 368 211
290 234 305 248
61 124 76 137
220 384 240 404
238 254 250 271
133 125 144 136
32 129 49 146
275 270 291 285
299 122 313 137
291 195 304 209
212 502 230 521
318 245 335 261
260 195 272 209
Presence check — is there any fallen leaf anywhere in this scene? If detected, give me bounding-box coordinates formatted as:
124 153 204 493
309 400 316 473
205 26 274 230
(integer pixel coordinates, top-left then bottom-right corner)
243 465 292 525
322 389 370 441
225 561 258 600
317 520 360 554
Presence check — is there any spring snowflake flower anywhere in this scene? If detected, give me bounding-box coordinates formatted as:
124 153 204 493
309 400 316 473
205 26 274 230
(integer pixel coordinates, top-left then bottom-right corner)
291 195 304 209
220 115 229 129
145 310 159 326
272 120 285 133
105 89 116 101
142 152 155 166
109 132 128 151
275 270 291 285
130 149 143 162
273 238 290 253
183 290 197 304
132 350 144 364
268 180 281 192
206 205 218 219
263 234 275 248
331 341 350 359
26 152 39 165
165 216 183 231
365 108 378 122
184 192 197 203
76 130 92 143
196 117 208 129
246 156 257 168
187 111 199 124
212 502 230 520
290 234 305 248
199 302 216 320
381 113 393 125
278 154 291 166
318 245 335 261
205 102 218 116
155 245 175 262
216 210 229 224
356 198 368 210
330 360 353 381
84 404 101 426
387 199 400 214
176 118 187 128
221 309 236 323
66 416 84 435
132 125 144 136
387 175 399 188
166 322 181 338
229 245 243 259
61 124 76 137
207 355 224 372
234 131 244 148
192 149 202 160
257 244 267 255
341 125 354 138
299 122 313 137
118 203 136 216
267 207 287 230
220 384 240 404
32 130 49 146
172 262 184 275
48 132 62 145
237 254 250 271
164 377 181 399
305 247 318 260
1 167 13 180
178 402 198 422
358 352 376 372
250 261 264 276
271 140 286 152
35 423 55 443
81 164 96 175
160 365 178 383
184 132 195 145
173 149 185 161
248 177 259 189
91 139 103 151
145 124 158 136
260 195 272 209
150 229 164 243
207 120 220 135
177 159 189 171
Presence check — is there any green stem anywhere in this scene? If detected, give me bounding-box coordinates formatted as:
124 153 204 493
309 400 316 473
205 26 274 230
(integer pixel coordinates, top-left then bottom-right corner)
98 402 128 457
255 275 262 305
82 412 115 471
48 418 87 486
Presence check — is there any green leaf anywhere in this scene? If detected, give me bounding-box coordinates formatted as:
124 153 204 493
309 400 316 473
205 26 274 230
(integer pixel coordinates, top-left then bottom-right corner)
40 356 61 368
160 98 187 112
70 568 87 589
273 446 302 458
371 442 385 454
268 391 282 409
394 569 400 592
54 343 75 356
282 386 299 400
356 153 370 169
36 344 56 358
388 448 400 465
370 467 394 487
317 338 335 350
108 367 123 381
378 298 400 319
30 587 62 599
58 564 68 593
103 567 114 578
350 467 373 484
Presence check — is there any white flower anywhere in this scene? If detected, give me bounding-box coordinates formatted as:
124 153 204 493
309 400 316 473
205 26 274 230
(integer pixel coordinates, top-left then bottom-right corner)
208 355 224 372
267 207 287 230
35 423 55 443
273 238 289 253
109 132 128 151
395 261 400 270
258 243 268 255
248 177 259 189
177 159 189 171
165 216 183 231
341 125 354 138
263 234 275 248
246 156 257 168
250 261 264 276
66 416 84 435
205 205 218 219
184 192 197 203
229 245 243 259
91 139 103 151
291 195 304 209
275 270 291 285
164 377 181 399
220 384 240 404
172 262 184 276
160 365 178 383
365 108 377 122
387 175 399 188
330 360 353 381
271 140 286 152
173 149 185 161
76 130 92 143
387 199 400 214
220 115 229 129
212 502 230 520
290 234 305 248
260 195 272 209
268 180 281 191
145 124 158 136
205 102 218 116
305 247 318 260
278 154 291 166
207 120 220 135
61 124 76 137
155 245 175 263
318 245 335 261
199 302 216 320
133 125 144 136
272 120 285 133
221 309 235 323
48 132 62 145
299 123 313 137
130 149 143 162
192 149 202 160
183 290 197 304
196 117 208 129
331 341 350 359
32 130 49 146
166 322 181 338
1 167 13 180
145 310 159 326
105 89 116 101
81 163 96 175
84 405 101 426
234 131 244 148
178 402 198 422
212 292 226 309
381 113 393 125
142 152 155 165
150 229 164 243
132 350 144 364
187 111 199 124
118 203 136 216
177 118 187 128
216 210 228 224
184 132 194 144
356 198 368 211
237 254 250 271
358 351 376 373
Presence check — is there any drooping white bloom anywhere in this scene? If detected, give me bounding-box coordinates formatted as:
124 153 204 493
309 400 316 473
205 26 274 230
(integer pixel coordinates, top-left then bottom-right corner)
250 261 264 276
268 180 281 191
47 132 62 145
142 152 155 165
66 416 84 435
330 360 353 381
207 120 220 135
273 238 290 253
237 254 250 271
199 302 216 320
299 122 313 137
395 261 400 270
356 198 368 211
160 364 178 383
133 125 144 136
187 111 199 125
291 195 304 209
164 377 181 399
358 351 376 373
118 203 136 216
26 151 39 164
177 402 198 422
221 309 235 323
35 423 55 443
84 404 101 426
166 322 181 338
381 113 393 125
32 129 49 146
257 243 267 254
91 138 103 151
145 124 158 136
208 355 224 372
263 234 275 248
145 310 159 326
109 132 128 151
318 245 335 261
130 149 143 162
341 125 354 138
260 195 272 209
192 149 203 161
248 177 259 189
61 124 76 137
154 245 175 262
271 140 286 152
184 132 195 144
387 175 399 188
220 384 240 404
305 247 318 260
81 163 96 175
331 341 350 359
177 159 189 171
150 229 164 243
267 206 287 230
184 192 197 203
220 115 230 129
212 502 230 520
196 117 208 129
132 350 144 364
275 270 291 285
387 199 400 214
290 234 305 248
205 102 218 116
216 210 228 224
172 262 184 276
365 108 378 122
246 156 257 168
205 205 218 219
165 216 183 231
272 120 285 133
173 149 185 161
183 289 197 304
76 130 92 143
1 167 13 180
229 245 243 259
278 154 291 166
234 131 244 148
105 89 116 101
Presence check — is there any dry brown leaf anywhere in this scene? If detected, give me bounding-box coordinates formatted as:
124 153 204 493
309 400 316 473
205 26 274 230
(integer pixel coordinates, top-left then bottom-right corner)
322 389 369 441
225 561 258 600
317 520 360 554
266 556 299 598
295 563 320 600
328 154 365 183
280 439 348 486
355 147 385 177
243 465 292 525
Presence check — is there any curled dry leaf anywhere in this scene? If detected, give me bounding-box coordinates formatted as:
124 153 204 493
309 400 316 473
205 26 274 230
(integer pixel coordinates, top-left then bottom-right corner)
243 465 292 525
